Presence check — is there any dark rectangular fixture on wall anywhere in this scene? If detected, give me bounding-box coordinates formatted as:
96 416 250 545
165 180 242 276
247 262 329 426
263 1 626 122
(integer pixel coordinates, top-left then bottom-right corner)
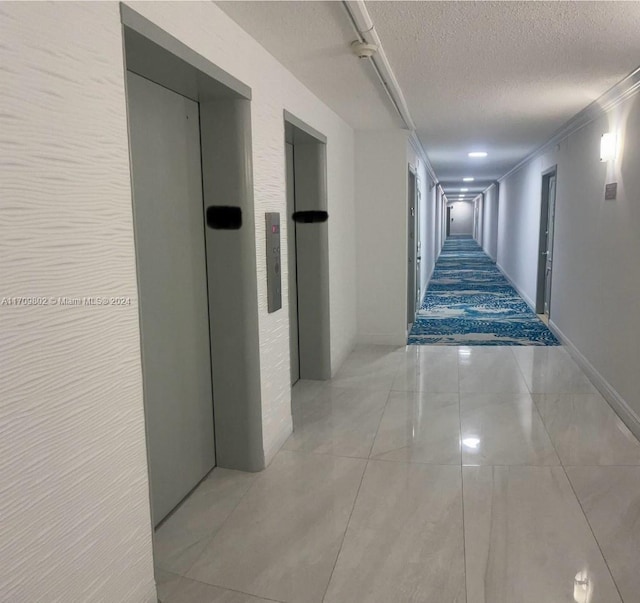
206 205 242 229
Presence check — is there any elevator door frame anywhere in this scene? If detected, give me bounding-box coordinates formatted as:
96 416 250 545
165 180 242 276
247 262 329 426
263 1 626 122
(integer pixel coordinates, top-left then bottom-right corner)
122 3 265 527
284 112 331 383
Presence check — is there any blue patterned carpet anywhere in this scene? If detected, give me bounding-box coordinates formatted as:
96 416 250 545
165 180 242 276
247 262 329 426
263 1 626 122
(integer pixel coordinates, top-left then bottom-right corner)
408 236 559 346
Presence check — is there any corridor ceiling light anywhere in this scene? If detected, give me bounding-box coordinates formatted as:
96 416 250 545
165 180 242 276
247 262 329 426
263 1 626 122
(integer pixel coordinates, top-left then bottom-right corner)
600 132 617 162
460 188 468 192
463 177 474 182
468 151 488 158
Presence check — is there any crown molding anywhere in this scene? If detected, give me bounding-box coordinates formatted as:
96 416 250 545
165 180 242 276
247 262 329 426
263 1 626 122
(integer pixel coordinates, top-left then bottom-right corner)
496 66 640 185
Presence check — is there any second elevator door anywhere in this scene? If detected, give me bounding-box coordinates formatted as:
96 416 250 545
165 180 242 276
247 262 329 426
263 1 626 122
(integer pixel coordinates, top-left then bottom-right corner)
127 72 215 525
286 142 300 384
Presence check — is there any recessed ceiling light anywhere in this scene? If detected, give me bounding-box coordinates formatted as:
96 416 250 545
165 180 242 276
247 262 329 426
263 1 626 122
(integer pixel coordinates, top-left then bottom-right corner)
461 188 468 192
463 177 474 182
468 151 487 158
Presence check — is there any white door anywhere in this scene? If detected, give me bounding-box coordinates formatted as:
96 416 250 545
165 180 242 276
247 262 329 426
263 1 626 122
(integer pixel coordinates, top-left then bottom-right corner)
127 72 216 524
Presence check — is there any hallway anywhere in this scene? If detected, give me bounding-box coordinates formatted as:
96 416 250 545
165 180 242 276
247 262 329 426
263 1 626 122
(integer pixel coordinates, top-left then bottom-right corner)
155 344 640 603
3 3 640 600
409 236 558 345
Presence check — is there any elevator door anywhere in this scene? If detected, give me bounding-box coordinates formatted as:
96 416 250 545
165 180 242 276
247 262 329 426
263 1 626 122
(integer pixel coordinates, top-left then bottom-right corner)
127 72 215 525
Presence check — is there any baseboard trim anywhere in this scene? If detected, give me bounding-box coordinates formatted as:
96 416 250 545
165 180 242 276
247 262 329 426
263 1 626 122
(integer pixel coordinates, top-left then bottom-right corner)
495 262 537 311
357 331 407 346
483 245 497 262
330 338 356 379
417 262 436 310
549 320 640 442
263 421 293 467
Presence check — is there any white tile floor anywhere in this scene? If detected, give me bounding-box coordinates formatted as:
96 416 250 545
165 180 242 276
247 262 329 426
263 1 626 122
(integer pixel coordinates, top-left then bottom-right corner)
155 345 640 603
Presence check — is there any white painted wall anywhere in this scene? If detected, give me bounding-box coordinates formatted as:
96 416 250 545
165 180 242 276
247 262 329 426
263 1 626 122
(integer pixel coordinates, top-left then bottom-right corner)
355 130 409 345
448 201 474 235
0 2 357 599
354 135 438 345
481 184 500 260
496 91 640 431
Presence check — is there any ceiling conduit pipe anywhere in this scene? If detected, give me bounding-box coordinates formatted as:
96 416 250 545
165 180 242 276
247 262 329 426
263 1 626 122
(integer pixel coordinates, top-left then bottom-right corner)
341 0 437 183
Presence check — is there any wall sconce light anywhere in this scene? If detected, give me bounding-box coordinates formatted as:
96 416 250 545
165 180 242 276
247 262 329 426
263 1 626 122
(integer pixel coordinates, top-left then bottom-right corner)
600 133 617 162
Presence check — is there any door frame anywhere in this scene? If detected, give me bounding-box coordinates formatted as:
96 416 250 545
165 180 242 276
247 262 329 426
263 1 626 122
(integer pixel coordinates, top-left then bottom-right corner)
535 165 558 315
122 4 266 488
407 166 418 327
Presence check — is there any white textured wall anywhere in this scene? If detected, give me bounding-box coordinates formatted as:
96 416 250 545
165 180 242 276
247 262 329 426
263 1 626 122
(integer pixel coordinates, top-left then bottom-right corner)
481 184 500 260
355 130 409 345
1 1 358 598
448 201 474 235
496 91 640 427
0 3 155 601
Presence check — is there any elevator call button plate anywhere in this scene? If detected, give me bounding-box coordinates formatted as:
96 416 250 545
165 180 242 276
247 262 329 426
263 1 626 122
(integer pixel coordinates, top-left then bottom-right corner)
266 212 282 313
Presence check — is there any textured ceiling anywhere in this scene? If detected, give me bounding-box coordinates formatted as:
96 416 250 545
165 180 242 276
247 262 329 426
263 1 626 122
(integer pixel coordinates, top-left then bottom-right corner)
216 0 401 129
367 1 640 194
217 1 640 195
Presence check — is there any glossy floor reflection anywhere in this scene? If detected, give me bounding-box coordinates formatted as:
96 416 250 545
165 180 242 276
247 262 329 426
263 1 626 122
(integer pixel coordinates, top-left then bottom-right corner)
155 345 640 603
